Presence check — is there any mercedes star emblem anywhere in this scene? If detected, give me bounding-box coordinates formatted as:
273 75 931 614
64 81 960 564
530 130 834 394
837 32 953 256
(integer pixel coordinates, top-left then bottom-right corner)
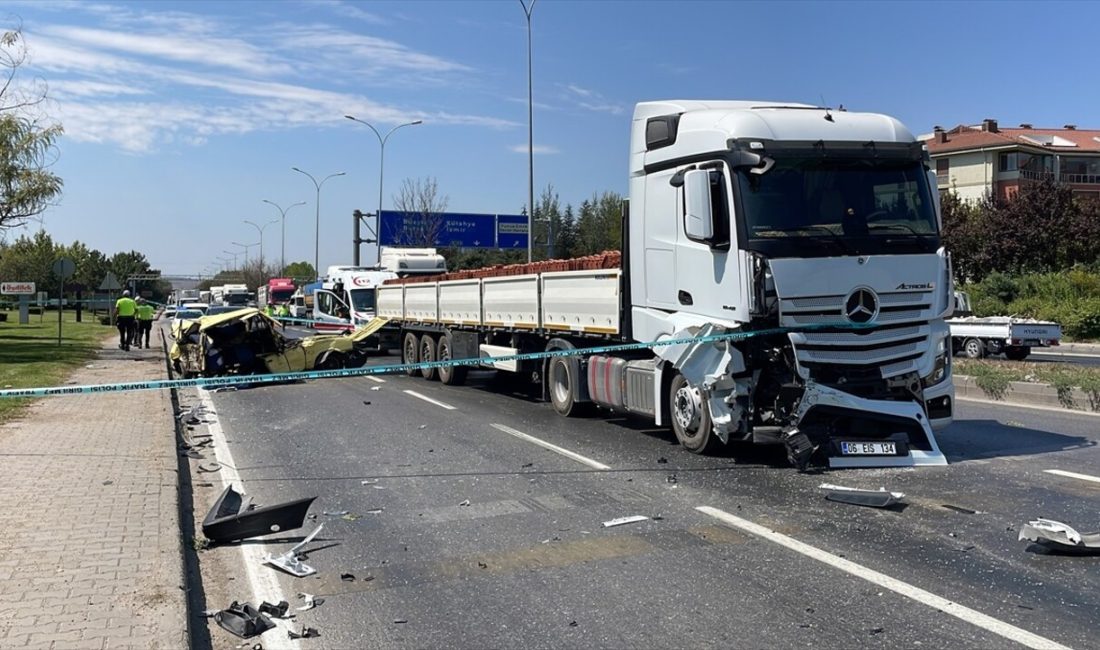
845 288 879 324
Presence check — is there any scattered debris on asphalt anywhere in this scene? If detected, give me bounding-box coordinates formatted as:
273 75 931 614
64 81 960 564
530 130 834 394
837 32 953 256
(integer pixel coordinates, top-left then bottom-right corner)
361 479 379 485
323 510 350 517
418 425 426 429
819 483 905 508
459 499 471 507
1018 518 1100 554
942 504 981 515
203 485 317 543
180 449 204 459
211 386 238 393
296 593 325 611
102 480 113 486
258 600 292 619
263 523 324 577
666 474 678 485
394 619 408 625
370 386 381 391
341 573 356 582
657 457 668 464
362 401 371 406
214 601 275 639
288 627 320 639
521 463 533 468
342 513 361 521
602 515 649 528
198 462 222 473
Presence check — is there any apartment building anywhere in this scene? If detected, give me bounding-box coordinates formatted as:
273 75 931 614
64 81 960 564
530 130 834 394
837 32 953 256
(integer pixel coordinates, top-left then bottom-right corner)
923 119 1100 202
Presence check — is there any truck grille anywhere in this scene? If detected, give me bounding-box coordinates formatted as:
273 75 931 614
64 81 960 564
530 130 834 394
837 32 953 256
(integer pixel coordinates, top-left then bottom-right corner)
780 291 933 379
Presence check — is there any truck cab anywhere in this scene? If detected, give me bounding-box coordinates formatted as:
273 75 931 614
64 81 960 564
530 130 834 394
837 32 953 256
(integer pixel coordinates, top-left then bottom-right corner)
379 247 447 277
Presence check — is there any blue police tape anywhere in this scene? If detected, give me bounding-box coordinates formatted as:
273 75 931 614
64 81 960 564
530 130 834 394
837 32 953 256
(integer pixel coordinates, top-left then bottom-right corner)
0 323 864 399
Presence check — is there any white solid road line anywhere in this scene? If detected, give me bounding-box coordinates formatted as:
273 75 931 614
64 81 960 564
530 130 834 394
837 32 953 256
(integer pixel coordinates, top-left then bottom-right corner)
1044 469 1100 485
366 376 386 383
199 389 300 650
490 423 611 470
403 389 456 410
696 506 1072 650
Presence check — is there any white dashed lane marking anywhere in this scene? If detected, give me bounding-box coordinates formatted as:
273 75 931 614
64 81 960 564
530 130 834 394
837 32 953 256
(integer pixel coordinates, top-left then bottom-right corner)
490 423 610 470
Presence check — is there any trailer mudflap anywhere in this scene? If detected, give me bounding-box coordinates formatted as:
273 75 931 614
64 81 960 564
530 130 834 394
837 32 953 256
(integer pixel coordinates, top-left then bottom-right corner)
795 381 947 468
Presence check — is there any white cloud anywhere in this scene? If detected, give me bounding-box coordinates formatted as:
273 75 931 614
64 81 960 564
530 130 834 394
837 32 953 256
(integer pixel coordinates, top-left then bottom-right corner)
559 82 624 115
49 80 148 98
566 83 593 98
308 0 388 25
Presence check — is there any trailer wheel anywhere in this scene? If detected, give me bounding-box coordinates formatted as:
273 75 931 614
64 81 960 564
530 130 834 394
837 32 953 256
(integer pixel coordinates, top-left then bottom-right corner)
402 333 420 376
437 336 467 386
1005 346 1030 361
419 334 438 380
669 373 719 454
548 355 589 417
963 338 985 359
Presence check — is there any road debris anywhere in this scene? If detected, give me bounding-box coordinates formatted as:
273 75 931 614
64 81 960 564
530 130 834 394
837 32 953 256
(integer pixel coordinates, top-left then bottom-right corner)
214 601 275 639
361 479 379 485
459 499 471 507
323 510 349 517
1018 518 1100 554
602 515 649 528
342 513 361 521
370 386 381 391
657 457 668 464
258 600 292 619
819 483 905 508
198 462 222 473
942 504 981 515
288 627 320 639
418 424 426 429
341 573 356 582
263 523 324 577
296 593 325 611
203 485 317 543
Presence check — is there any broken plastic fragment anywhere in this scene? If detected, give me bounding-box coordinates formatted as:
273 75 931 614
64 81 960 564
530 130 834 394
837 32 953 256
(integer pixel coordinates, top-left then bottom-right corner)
202 485 316 543
819 483 905 508
214 601 275 639
287 627 320 639
1019 518 1100 554
370 386 381 391
258 600 290 618
602 515 649 528
263 523 324 577
341 573 355 582
323 510 349 517
459 499 471 507
295 593 324 611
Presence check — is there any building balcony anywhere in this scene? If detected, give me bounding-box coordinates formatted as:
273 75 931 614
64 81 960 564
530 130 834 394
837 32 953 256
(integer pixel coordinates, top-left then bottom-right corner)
1019 169 1055 181
1060 172 1100 185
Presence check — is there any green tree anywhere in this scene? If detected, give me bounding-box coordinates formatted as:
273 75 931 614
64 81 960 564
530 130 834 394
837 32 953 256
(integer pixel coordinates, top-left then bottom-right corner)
281 261 317 282
0 230 59 289
575 191 624 255
0 27 63 230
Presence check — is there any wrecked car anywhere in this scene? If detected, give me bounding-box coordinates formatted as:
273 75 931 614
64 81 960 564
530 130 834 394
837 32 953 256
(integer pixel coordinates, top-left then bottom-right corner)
170 307 382 377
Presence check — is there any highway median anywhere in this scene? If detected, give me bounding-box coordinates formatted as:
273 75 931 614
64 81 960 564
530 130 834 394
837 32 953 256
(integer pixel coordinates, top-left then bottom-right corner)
954 358 1100 413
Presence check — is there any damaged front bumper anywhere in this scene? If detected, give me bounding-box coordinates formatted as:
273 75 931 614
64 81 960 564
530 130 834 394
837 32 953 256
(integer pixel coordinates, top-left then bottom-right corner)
795 381 947 468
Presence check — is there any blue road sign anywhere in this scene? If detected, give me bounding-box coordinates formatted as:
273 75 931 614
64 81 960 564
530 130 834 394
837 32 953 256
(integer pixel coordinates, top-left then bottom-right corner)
496 214 529 249
379 211 528 248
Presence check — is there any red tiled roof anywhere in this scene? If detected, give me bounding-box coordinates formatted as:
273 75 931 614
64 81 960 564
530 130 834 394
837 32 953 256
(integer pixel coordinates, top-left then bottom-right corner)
924 124 1100 155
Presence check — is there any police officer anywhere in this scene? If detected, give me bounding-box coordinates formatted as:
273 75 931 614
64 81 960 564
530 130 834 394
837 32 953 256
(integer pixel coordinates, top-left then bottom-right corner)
276 302 290 318
135 297 155 349
264 303 275 317
114 290 137 351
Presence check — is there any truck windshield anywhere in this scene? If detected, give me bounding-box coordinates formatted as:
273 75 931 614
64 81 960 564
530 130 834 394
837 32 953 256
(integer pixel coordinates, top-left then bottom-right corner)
349 289 376 313
225 294 250 306
736 157 940 257
272 289 294 303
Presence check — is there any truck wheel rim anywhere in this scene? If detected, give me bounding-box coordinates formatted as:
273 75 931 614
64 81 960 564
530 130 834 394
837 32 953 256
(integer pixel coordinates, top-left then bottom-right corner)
550 361 570 404
673 385 702 433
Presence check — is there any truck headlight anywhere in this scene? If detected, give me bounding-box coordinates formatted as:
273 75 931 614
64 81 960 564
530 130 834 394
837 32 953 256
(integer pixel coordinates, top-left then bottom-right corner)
922 337 950 388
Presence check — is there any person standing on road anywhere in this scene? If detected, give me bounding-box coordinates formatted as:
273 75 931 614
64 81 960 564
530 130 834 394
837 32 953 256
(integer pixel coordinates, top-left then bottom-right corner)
135 297 155 349
114 290 137 351
276 302 290 318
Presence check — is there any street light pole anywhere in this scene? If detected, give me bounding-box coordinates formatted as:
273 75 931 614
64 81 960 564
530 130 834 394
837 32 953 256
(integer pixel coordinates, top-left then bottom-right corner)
262 199 306 274
292 168 346 281
520 0 536 263
222 250 239 270
344 115 423 265
231 241 258 267
243 219 278 274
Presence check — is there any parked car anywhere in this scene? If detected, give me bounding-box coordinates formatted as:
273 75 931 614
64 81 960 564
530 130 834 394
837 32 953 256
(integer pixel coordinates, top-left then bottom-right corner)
169 307 380 378
172 308 205 323
204 305 251 317
182 302 210 314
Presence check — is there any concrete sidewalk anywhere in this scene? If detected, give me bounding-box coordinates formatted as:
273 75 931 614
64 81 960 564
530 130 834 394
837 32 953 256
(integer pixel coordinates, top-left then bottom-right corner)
0 334 187 649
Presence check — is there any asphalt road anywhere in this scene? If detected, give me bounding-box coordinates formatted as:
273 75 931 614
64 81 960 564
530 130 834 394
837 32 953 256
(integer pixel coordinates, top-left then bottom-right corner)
195 357 1100 649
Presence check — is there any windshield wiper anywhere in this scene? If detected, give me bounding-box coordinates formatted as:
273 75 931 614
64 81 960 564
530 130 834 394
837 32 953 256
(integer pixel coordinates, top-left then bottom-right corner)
868 223 923 235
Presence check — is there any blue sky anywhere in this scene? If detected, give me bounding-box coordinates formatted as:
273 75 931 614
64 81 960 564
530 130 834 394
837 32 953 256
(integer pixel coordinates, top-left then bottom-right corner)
5 0 1098 275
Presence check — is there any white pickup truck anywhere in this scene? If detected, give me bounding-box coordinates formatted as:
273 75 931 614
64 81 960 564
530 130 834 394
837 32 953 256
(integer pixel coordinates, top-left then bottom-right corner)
948 291 1061 360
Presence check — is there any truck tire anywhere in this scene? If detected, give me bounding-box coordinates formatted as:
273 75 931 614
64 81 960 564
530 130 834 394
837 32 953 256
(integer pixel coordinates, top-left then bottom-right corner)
1005 346 1030 361
547 355 590 417
437 336 467 386
402 332 420 376
669 373 719 454
963 338 985 359
419 334 438 380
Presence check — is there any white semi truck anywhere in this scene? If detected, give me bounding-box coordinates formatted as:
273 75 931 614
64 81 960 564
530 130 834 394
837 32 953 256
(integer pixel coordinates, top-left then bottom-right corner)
378 100 955 469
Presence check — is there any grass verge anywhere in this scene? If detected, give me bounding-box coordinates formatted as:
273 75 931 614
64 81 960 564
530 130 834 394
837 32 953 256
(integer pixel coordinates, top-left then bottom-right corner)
0 309 115 423
954 358 1100 410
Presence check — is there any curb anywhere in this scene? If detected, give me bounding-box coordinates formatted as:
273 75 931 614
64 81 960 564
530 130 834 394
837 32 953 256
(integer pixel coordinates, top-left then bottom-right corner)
1055 342 1100 355
954 374 1100 413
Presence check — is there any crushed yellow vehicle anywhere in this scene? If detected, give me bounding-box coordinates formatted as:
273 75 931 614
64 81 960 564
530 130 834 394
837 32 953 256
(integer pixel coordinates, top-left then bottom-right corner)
169 307 388 378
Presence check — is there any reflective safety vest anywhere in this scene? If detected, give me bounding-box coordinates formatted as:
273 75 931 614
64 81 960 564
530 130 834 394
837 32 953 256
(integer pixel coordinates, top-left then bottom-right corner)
136 304 155 321
115 297 136 317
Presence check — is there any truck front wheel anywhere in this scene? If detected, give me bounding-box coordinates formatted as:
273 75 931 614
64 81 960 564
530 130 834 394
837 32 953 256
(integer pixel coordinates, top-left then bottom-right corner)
963 338 985 359
669 373 719 454
548 355 590 417
402 333 420 376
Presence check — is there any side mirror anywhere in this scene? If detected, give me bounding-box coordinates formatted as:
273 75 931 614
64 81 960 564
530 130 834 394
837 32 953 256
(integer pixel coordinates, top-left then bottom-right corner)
683 169 714 241
928 169 942 231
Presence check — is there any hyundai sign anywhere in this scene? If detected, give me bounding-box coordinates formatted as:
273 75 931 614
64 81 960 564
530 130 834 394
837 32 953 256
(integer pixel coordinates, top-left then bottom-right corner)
379 211 528 249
